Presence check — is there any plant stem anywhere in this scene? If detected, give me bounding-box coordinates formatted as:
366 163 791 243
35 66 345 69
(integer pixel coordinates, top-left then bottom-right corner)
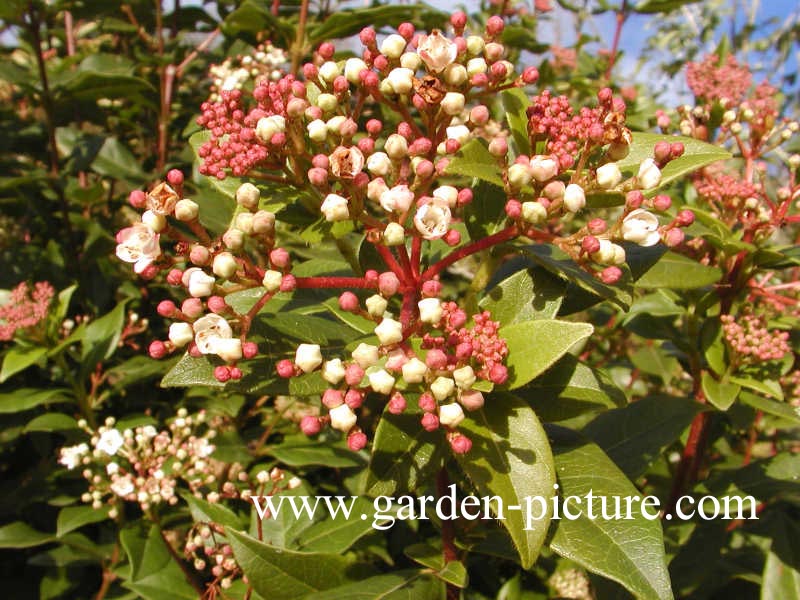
294 276 378 289
604 0 628 80
157 527 204 595
437 467 459 600
421 226 518 281
291 0 310 75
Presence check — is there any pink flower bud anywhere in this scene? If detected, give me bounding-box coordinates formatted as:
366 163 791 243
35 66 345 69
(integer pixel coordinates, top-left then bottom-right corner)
489 137 508 157
181 298 203 318
318 42 335 59
243 342 258 359
157 300 177 317
359 27 376 46
448 309 467 329
626 190 644 209
426 349 448 370
588 218 607 235
522 66 539 84
345 389 365 409
654 141 671 164
347 431 368 451
276 359 295 378
486 15 505 36
357 137 375 154
676 209 695 226
213 365 231 382
489 364 508 385
445 139 461 154
378 272 400 296
450 434 472 454
419 392 436 412
303 63 318 80
505 199 522 219
149 340 167 359
270 248 290 269
129 189 147 208
416 159 435 179
470 105 490 125
345 364 365 386
582 236 601 254
421 412 440 431
338 292 360 312
229 367 243 380
450 11 467 30
598 87 613 105
444 229 461 246
167 269 183 286
167 169 184 187
398 22 415 40
664 228 685 247
207 296 228 314
280 275 296 292
189 245 211 266
457 189 473 206
322 388 344 408
422 280 442 297
308 167 328 187
653 194 672 211
455 342 473 360
460 389 484 411
388 392 407 414
600 266 622 285
670 142 685 159
373 55 388 71
366 119 382 136
300 416 322 436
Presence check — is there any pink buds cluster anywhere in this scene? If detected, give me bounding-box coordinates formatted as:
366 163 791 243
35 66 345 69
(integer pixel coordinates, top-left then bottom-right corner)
721 314 791 362
0 280 54 341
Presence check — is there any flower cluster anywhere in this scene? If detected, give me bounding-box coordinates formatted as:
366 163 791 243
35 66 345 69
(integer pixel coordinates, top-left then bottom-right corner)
0 281 54 341
207 42 288 102
685 54 752 107
114 18 698 453
721 313 791 363
59 410 242 514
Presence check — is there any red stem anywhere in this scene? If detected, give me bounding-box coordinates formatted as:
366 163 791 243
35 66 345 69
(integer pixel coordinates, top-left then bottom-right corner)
604 0 628 80
374 244 412 284
410 235 422 279
421 226 518 281
294 276 378 289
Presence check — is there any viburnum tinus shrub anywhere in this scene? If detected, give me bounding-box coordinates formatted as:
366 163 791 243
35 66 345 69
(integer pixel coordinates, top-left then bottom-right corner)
108 14 747 600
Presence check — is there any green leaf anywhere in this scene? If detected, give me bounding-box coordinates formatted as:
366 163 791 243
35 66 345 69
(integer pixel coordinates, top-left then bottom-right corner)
464 182 509 240
633 0 702 14
269 442 365 469
0 522 54 549
616 133 730 192
629 344 680 384
160 355 221 388
445 139 505 187
480 267 565 325
182 493 244 530
636 251 722 289
739 392 800 425
701 372 740 410
56 505 110 537
305 570 445 600
548 427 673 600
500 320 593 389
226 529 350 599
24 413 80 433
365 403 443 497
455 394 556 569
119 525 197 600
582 395 705 479
222 0 295 45
294 496 375 553
501 88 532 156
0 388 73 413
520 355 625 424
0 345 47 383
762 551 800 600
729 375 783 401
82 301 128 368
91 137 147 184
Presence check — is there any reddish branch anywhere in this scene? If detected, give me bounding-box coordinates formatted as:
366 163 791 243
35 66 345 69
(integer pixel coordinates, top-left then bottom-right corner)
421 226 519 281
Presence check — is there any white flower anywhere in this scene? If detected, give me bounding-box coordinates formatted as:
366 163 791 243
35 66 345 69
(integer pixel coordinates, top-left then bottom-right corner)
414 199 451 240
320 194 350 222
307 119 328 142
433 186 458 208
344 58 368 84
621 209 661 247
384 134 408 159
212 252 238 279
386 67 414 95
418 298 443 324
441 92 465 116
400 52 422 70
381 34 407 59
417 30 457 73
563 184 586 213
193 314 233 354
508 163 533 188
446 125 470 144
438 403 465 427
168 322 194 347
368 369 396 394
295 344 323 373
174 199 199 222
59 443 88 470
530 156 558 181
383 222 406 246
235 212 254 234
186 268 215 297
319 61 340 82
375 317 403 346
368 177 389 203
443 63 468 86
214 338 242 362
352 343 380 368
637 158 662 190
453 365 476 389
380 184 415 213
402 357 428 383
111 476 135 497
116 223 161 274
106 462 119 475
596 163 623 189
96 429 124 456
141 210 166 232
329 403 358 432
522 201 547 224
466 57 487 76
330 146 365 179
236 182 260 210
262 269 283 292
365 294 388 317
322 358 346 384
431 376 456 401
367 152 392 177
255 115 286 143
